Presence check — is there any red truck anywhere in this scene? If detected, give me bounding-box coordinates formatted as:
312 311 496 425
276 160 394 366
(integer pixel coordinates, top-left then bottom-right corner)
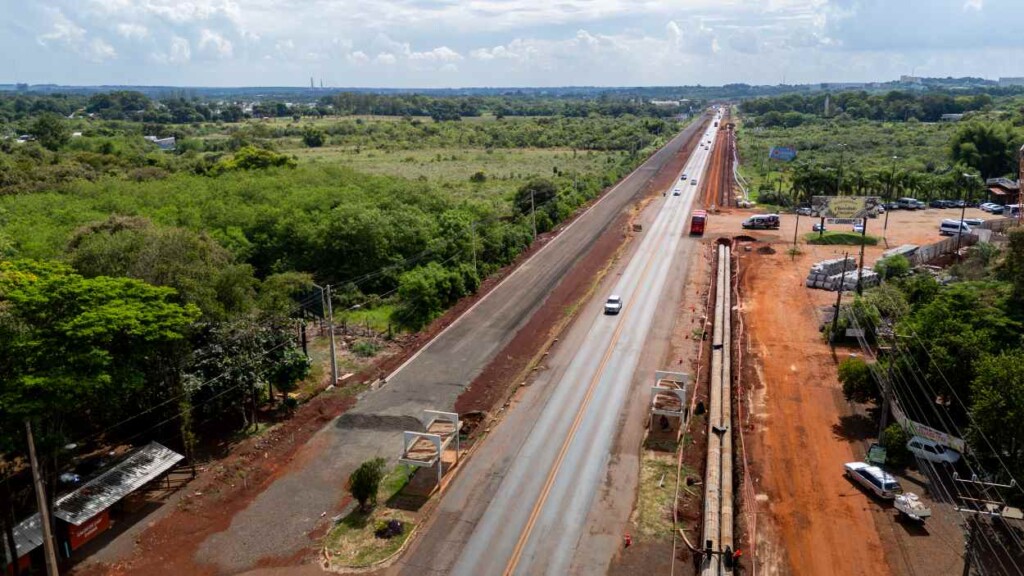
690 210 707 235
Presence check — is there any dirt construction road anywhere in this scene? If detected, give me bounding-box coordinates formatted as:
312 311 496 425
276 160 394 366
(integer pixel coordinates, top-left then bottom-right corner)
736 244 892 576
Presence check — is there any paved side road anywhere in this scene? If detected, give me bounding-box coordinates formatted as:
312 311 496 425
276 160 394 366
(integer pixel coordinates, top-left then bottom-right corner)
197 118 709 573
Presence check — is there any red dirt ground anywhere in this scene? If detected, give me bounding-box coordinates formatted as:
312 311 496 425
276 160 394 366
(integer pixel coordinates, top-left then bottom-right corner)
735 242 892 576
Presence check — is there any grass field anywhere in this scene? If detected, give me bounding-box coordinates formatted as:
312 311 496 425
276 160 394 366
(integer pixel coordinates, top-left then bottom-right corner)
324 464 416 568
805 231 881 246
735 116 958 199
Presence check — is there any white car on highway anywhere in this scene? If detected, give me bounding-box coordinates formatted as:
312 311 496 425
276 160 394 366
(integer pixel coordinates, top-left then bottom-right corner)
604 295 623 315
844 461 901 499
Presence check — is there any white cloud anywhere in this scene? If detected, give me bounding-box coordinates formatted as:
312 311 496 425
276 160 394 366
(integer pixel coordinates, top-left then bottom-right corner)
37 8 87 47
88 38 118 61
347 50 370 65
168 36 192 63
964 0 984 10
199 29 233 59
375 52 397 65
116 23 149 40
408 46 463 63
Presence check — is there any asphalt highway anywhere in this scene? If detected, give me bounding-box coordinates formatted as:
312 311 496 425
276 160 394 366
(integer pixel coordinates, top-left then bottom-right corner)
428 112 723 576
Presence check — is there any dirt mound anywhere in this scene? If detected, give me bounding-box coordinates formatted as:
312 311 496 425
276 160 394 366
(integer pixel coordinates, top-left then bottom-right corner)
757 245 776 255
733 235 757 243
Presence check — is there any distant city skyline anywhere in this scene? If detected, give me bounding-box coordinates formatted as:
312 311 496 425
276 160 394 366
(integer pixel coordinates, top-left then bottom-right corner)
3 0 1023 88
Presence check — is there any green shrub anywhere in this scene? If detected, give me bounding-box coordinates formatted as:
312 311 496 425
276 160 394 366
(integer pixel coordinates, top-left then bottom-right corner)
838 356 879 404
349 457 387 510
352 340 380 358
880 424 911 466
874 254 910 279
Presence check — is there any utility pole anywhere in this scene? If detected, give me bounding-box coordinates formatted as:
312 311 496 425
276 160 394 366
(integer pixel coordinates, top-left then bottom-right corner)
883 155 898 245
856 217 868 295
470 221 477 277
962 518 977 576
324 285 338 386
25 421 59 576
877 348 893 437
530 188 537 240
956 173 979 258
830 252 850 346
792 212 800 260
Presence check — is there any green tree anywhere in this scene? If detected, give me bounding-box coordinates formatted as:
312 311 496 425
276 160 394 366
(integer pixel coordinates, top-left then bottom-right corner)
998 228 1024 301
67 217 259 321
0 259 198 498
30 112 70 151
217 145 297 171
880 424 911 467
514 178 558 217
950 123 1016 179
348 457 387 510
838 356 879 404
969 350 1024 484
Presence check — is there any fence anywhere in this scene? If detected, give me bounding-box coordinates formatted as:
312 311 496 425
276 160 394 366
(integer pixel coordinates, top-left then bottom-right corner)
908 234 978 265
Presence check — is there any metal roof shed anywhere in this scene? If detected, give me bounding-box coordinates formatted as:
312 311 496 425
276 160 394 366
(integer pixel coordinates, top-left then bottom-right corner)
53 442 183 526
2 512 43 565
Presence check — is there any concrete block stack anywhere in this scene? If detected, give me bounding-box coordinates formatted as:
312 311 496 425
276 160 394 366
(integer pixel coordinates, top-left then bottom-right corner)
805 256 857 290
828 268 880 292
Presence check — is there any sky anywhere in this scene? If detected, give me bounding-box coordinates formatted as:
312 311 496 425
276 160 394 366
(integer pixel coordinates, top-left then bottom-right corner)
1 0 1022 88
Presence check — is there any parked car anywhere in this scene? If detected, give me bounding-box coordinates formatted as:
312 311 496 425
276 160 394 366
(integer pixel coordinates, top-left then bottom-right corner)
813 222 827 232
929 199 947 209
962 217 985 227
604 295 623 315
939 219 972 236
742 214 781 230
884 202 900 210
796 206 813 216
897 197 920 210
853 223 865 234
844 461 901 499
906 436 961 465
980 203 998 212
913 200 927 210
990 205 1005 215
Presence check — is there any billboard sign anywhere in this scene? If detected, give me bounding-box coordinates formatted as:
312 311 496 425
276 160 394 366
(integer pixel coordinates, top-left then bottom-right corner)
811 196 880 219
769 146 797 162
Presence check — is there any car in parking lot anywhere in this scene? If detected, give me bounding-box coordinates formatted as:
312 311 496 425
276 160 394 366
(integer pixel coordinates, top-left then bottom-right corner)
884 201 900 211
929 199 947 209
980 202 1000 213
796 206 813 216
604 295 623 315
907 436 961 464
853 223 865 234
844 461 901 499
812 222 827 232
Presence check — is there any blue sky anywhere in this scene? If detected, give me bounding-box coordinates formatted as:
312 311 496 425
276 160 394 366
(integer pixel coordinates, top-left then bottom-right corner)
2 0 1022 87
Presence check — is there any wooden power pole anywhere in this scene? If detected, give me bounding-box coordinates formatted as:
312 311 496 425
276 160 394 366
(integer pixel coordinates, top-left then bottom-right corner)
25 420 59 575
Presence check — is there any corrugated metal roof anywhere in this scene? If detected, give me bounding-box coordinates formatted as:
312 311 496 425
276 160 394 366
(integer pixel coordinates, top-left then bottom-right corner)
53 442 183 526
3 442 183 561
2 512 42 564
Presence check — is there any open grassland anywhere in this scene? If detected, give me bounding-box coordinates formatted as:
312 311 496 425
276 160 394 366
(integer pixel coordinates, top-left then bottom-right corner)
736 118 957 197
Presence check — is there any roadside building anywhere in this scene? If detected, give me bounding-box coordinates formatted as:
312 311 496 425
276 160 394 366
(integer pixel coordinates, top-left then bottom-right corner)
986 178 1020 206
2 442 183 572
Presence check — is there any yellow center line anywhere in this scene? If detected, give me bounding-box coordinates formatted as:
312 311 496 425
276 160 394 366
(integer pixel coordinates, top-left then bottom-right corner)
502 147 707 574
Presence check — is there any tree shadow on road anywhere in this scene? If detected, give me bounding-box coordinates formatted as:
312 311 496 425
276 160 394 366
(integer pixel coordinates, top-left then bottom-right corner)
832 412 878 442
